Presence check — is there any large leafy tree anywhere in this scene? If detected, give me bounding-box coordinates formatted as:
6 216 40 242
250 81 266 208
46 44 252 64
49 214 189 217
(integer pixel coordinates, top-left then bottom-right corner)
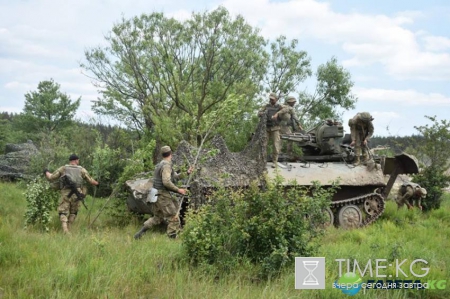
82 7 267 147
21 79 80 133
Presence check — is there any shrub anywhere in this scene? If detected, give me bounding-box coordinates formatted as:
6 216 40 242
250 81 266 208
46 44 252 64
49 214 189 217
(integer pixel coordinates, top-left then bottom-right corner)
24 176 59 232
181 177 333 278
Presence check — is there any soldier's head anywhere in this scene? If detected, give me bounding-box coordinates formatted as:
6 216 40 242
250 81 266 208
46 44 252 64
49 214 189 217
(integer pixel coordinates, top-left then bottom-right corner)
285 96 296 107
69 154 79 164
161 146 172 158
417 187 427 198
269 92 278 105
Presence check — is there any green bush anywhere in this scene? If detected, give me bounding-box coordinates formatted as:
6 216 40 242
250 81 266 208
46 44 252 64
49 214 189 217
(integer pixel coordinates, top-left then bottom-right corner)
24 176 59 232
413 166 450 211
181 178 333 278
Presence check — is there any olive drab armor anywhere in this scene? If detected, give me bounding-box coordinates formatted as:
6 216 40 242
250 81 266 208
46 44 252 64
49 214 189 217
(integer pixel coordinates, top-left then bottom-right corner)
64 165 83 188
265 104 281 128
152 160 175 191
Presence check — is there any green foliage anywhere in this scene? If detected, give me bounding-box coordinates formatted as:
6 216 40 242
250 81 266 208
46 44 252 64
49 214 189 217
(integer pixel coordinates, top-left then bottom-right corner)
82 6 266 147
20 79 80 134
298 57 356 126
105 139 156 226
182 178 333 278
24 176 59 232
410 116 450 211
263 35 311 94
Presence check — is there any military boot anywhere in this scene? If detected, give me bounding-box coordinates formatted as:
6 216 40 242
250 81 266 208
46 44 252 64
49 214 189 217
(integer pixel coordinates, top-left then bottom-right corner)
353 156 361 166
134 226 149 240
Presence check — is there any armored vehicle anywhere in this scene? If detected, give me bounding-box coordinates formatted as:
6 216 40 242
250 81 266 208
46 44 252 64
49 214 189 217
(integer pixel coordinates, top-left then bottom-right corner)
126 117 419 229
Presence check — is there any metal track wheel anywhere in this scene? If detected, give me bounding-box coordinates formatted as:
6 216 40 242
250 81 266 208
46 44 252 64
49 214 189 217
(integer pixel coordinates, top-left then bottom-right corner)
338 205 362 229
364 196 382 216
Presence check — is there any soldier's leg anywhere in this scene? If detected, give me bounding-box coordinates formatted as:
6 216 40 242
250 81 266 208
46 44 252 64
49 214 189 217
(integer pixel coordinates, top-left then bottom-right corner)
57 195 70 234
272 130 281 164
68 198 81 230
159 194 180 238
134 204 164 240
395 194 404 210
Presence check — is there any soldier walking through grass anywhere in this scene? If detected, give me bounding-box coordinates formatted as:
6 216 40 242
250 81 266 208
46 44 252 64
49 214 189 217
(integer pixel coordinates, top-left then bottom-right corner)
44 154 99 234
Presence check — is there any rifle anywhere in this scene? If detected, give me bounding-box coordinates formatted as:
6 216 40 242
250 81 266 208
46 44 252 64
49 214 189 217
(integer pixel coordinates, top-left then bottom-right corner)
61 175 88 210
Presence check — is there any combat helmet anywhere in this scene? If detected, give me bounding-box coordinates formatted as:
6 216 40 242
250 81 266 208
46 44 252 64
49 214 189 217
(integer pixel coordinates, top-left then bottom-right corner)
269 92 278 100
285 96 296 104
358 112 374 122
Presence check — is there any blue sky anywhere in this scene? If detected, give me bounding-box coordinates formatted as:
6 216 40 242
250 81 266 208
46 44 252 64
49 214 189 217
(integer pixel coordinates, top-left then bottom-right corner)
0 0 449 136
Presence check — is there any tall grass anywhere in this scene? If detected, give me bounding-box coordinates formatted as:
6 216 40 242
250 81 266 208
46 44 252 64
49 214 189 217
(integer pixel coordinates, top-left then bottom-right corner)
0 182 449 298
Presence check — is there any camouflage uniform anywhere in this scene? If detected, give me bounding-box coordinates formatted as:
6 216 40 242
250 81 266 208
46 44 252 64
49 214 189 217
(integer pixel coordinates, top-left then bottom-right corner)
395 183 427 210
48 163 97 233
258 93 289 164
278 96 302 155
142 159 182 238
348 112 374 165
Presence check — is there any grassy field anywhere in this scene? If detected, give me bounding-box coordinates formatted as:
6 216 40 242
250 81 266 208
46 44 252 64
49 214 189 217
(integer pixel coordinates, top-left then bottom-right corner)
0 182 449 299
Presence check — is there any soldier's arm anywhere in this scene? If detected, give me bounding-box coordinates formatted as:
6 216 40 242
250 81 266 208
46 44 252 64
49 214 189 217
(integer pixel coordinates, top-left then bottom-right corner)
366 121 374 140
291 112 303 130
399 187 414 207
161 164 180 192
47 166 65 181
81 168 99 186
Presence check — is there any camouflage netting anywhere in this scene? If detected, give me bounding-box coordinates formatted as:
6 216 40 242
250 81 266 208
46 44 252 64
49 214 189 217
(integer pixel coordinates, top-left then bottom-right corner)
172 114 269 206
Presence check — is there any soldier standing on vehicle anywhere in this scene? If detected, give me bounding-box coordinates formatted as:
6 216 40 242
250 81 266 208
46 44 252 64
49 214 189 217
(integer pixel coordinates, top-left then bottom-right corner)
395 182 427 210
44 154 99 234
134 146 192 240
348 112 374 166
278 96 303 156
258 92 289 167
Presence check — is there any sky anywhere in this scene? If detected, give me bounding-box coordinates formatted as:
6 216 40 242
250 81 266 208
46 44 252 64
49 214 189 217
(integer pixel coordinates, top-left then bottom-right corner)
1 0 449 137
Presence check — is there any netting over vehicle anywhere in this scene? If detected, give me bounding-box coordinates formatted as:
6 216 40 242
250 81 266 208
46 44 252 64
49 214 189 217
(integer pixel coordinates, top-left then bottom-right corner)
172 115 268 206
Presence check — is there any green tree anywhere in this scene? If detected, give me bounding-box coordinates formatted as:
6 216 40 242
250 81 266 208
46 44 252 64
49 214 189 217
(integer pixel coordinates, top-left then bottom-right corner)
298 57 356 127
82 7 266 148
409 116 450 210
262 36 311 95
21 79 80 134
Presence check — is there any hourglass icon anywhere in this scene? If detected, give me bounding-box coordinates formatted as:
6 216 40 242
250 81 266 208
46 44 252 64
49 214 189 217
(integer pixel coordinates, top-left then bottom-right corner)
302 260 319 285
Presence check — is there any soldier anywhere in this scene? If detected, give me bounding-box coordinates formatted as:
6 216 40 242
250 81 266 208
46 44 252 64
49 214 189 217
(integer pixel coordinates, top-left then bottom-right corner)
278 96 303 155
348 112 374 166
134 146 191 240
258 92 289 167
395 182 427 210
44 154 99 234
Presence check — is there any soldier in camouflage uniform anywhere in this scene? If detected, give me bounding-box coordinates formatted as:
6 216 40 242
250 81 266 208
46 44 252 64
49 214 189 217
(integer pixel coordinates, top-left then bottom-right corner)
44 154 99 234
395 182 427 210
278 96 303 155
258 92 289 167
134 146 191 239
348 112 374 166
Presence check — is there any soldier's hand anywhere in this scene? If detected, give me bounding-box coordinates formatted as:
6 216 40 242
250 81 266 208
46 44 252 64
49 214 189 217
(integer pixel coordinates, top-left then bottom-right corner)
178 188 188 195
43 168 49 176
350 140 356 147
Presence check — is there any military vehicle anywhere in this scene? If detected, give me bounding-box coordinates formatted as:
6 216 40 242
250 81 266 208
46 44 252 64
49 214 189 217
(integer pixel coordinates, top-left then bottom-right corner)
126 117 419 229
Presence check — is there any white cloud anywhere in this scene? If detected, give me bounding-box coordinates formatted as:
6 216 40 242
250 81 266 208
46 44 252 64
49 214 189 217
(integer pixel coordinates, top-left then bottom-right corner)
222 0 450 81
354 87 450 106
